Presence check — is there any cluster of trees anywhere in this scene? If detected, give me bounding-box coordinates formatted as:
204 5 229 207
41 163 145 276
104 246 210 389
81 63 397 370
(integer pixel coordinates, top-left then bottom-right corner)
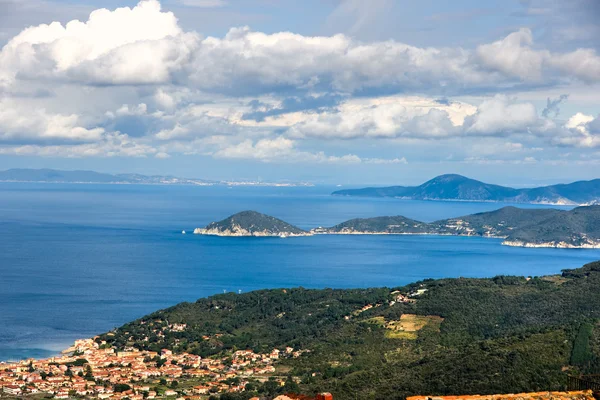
99 261 600 399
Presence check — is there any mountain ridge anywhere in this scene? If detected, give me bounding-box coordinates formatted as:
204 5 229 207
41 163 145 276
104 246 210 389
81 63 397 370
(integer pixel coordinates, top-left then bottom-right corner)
332 174 600 205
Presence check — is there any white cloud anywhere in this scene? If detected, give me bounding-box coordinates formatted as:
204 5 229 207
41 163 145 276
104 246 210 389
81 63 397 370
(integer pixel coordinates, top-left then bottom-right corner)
211 136 405 164
0 132 158 157
464 95 543 135
3 3 600 93
286 97 474 140
0 0 195 86
555 112 600 147
0 0 598 167
0 99 104 142
477 28 547 81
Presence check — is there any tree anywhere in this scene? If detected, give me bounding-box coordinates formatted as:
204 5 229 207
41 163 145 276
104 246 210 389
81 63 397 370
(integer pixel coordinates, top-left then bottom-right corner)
114 383 132 393
85 365 94 381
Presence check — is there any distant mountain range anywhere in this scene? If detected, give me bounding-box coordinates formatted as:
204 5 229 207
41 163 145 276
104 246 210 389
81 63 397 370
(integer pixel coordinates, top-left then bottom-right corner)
194 206 600 248
332 174 600 205
0 168 312 187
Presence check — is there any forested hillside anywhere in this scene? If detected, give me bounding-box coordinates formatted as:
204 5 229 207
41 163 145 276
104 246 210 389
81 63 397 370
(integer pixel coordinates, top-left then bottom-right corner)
100 261 600 399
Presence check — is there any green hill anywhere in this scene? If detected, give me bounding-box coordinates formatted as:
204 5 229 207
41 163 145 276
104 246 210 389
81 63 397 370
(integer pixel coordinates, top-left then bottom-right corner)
194 211 309 237
322 215 429 234
506 206 600 247
315 206 600 248
100 261 600 399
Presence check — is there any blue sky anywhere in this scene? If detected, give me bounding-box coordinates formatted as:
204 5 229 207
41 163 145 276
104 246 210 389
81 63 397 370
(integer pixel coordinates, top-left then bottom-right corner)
0 0 599 185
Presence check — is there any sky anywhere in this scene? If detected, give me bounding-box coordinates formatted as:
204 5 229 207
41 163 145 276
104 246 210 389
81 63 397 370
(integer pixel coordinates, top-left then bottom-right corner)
0 0 599 185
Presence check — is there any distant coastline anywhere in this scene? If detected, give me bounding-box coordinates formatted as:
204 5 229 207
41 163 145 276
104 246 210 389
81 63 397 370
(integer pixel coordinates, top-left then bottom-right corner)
0 168 314 188
333 174 600 206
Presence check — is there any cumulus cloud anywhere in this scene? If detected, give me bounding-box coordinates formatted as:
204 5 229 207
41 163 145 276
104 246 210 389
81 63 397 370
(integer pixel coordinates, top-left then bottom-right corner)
463 95 544 135
0 0 195 86
283 95 557 141
211 136 406 164
0 132 159 157
0 0 598 167
2 3 600 94
286 97 474 139
476 28 547 81
476 28 600 83
555 112 600 147
0 99 104 142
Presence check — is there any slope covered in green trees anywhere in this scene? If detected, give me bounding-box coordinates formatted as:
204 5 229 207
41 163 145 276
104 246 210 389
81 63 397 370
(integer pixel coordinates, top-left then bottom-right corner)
195 211 309 236
319 206 600 248
100 261 600 400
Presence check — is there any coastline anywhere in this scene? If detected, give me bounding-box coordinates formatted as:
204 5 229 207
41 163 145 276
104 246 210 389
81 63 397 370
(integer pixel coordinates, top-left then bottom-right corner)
192 228 600 249
332 194 582 207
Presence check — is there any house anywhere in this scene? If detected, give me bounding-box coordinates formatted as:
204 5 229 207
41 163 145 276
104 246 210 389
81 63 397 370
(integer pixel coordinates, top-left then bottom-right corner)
193 385 210 394
3 385 22 396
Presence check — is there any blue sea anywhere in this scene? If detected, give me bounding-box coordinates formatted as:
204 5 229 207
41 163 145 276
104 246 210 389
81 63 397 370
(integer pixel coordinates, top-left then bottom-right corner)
1 183 599 362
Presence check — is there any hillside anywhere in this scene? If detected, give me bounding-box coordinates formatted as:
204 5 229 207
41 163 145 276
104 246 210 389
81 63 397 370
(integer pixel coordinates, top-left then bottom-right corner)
194 207 600 247
194 211 310 237
431 206 563 237
317 215 430 234
100 261 600 399
332 174 600 205
313 206 600 248
505 206 600 248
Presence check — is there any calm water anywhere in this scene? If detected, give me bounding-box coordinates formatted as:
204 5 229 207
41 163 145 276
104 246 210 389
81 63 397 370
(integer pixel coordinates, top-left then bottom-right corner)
1 183 599 361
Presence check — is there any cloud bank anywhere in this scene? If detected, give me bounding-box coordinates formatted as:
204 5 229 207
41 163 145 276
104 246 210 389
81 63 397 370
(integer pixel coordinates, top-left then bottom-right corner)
0 0 598 168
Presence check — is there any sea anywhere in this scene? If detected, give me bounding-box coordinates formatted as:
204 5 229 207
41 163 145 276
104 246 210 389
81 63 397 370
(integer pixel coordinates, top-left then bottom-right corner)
1 183 599 362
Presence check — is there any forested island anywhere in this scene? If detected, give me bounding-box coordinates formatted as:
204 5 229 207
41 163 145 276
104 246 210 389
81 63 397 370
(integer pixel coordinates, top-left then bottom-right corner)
94 260 600 399
194 206 600 248
193 211 311 237
332 174 600 206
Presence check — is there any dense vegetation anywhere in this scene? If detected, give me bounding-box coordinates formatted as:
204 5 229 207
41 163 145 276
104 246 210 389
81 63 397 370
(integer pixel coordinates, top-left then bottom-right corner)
323 205 600 247
327 215 429 234
332 174 600 205
202 211 308 235
101 261 600 399
507 206 600 245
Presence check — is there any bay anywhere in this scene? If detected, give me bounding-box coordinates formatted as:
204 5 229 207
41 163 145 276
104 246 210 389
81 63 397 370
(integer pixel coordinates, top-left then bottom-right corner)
1 183 599 361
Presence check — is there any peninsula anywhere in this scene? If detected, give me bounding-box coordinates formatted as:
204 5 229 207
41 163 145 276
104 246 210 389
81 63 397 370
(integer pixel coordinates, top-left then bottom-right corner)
332 174 600 206
193 206 600 248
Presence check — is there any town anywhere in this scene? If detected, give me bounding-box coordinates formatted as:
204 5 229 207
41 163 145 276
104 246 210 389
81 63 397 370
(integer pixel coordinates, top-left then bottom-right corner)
0 334 310 399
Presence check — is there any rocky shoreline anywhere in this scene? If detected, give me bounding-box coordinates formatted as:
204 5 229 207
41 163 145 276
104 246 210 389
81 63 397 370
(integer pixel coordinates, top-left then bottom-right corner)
193 226 313 237
191 207 600 249
502 240 600 249
192 228 600 249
